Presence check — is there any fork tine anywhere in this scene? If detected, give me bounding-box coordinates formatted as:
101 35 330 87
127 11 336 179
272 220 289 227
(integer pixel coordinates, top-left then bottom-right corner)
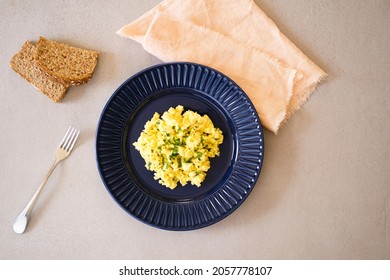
68 129 80 152
63 127 76 151
60 126 73 148
61 126 75 150
65 129 80 152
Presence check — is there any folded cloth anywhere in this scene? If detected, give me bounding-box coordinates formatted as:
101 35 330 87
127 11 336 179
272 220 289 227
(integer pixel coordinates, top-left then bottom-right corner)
117 0 326 134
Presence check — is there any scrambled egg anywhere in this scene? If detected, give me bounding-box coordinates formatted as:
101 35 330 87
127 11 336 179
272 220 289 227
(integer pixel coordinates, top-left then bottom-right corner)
133 105 223 189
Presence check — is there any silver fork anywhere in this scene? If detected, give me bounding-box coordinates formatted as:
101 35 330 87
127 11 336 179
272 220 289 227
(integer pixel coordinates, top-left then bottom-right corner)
13 126 80 234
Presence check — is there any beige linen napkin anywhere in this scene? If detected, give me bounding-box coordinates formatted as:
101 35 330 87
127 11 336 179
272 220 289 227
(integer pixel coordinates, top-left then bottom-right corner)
117 0 326 134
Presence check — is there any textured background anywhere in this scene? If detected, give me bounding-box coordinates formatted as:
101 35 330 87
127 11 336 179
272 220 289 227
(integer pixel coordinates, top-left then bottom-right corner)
0 0 389 259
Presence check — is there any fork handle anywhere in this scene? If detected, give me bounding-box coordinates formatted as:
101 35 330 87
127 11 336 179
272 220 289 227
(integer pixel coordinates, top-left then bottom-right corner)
13 159 60 234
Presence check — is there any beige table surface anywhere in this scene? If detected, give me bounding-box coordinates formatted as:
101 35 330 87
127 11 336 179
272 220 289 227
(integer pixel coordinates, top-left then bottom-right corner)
0 0 389 260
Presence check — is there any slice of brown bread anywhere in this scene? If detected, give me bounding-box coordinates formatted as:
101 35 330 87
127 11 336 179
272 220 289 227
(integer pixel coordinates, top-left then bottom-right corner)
34 36 99 85
10 41 70 102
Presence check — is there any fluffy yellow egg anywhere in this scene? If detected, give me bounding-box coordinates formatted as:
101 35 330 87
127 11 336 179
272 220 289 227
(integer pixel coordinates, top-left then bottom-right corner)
133 105 223 189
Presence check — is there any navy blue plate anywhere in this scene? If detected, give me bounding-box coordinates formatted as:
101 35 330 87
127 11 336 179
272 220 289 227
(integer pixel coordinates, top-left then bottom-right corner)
96 62 264 230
